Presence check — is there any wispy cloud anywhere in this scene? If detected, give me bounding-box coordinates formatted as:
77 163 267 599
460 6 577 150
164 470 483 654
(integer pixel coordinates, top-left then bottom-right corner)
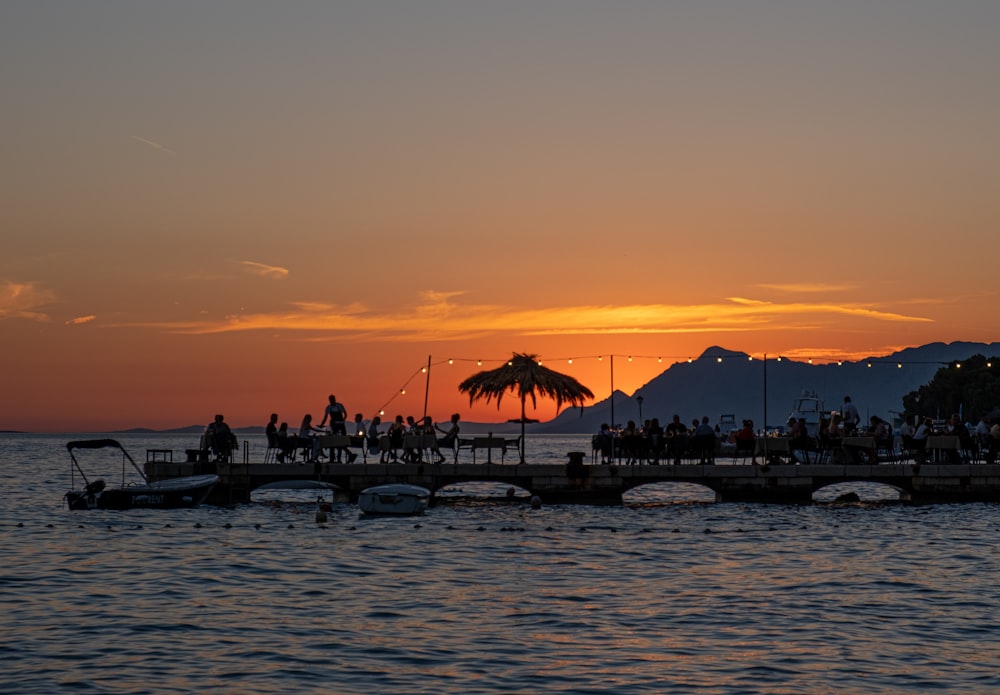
754 282 858 293
240 261 289 280
130 134 174 155
65 315 96 326
117 292 933 341
0 280 53 321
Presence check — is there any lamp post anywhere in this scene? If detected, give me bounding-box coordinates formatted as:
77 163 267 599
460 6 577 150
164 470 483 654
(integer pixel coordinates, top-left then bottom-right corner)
636 395 644 423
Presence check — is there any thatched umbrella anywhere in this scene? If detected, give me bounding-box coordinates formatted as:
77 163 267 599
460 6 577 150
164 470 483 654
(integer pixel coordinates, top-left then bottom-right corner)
458 353 594 463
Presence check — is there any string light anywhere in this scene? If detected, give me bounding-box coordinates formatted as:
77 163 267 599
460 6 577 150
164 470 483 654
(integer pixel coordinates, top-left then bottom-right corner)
374 352 988 424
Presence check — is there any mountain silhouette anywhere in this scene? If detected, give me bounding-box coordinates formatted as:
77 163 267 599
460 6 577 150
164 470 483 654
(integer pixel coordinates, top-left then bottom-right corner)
539 341 1000 434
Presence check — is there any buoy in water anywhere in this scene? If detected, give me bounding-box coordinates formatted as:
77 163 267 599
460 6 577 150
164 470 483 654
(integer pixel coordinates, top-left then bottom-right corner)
530 495 542 509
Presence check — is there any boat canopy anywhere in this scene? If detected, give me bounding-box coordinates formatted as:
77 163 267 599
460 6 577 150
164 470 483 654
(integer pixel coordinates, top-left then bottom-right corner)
67 439 125 452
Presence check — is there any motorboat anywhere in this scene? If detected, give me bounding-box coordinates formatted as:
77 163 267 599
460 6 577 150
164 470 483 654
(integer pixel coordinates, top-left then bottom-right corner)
789 390 826 437
358 483 430 516
65 439 219 510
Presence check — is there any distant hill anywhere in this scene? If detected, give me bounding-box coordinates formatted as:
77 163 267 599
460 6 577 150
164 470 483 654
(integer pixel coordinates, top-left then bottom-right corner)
541 341 1000 434
118 425 264 435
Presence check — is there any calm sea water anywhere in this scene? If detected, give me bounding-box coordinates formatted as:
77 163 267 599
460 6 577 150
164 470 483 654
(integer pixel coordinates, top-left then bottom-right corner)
4 432 1000 694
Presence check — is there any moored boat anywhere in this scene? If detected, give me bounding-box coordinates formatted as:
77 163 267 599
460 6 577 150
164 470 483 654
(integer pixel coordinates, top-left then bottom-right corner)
358 483 430 516
788 390 826 437
65 439 219 510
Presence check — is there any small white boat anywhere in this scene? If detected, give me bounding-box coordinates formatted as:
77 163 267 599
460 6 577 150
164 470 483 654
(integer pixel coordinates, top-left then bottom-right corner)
358 483 430 516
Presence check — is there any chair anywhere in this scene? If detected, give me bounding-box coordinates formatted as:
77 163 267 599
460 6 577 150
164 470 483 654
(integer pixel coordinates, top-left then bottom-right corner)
875 437 896 464
812 433 837 465
264 431 279 464
903 436 926 464
318 434 354 462
472 436 507 464
402 434 438 462
732 437 756 464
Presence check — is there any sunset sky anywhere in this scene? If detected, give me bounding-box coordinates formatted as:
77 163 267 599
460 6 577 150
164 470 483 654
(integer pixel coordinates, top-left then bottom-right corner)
3 1 998 432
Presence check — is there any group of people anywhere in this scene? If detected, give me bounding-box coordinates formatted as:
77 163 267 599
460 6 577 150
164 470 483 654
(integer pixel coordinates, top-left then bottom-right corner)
897 411 1000 464
593 414 720 465
262 394 462 465
379 413 461 463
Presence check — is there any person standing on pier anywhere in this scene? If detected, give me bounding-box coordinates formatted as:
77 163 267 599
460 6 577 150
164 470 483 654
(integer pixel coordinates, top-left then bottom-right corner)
842 396 861 435
320 394 348 435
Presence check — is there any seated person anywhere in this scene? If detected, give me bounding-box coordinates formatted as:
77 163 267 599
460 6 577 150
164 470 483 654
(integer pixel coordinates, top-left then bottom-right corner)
275 422 296 463
909 417 933 463
207 414 237 462
693 416 717 464
947 413 972 464
367 416 382 456
734 419 757 464
435 413 461 460
298 413 323 462
988 424 1000 465
789 417 812 462
265 412 279 451
593 423 614 464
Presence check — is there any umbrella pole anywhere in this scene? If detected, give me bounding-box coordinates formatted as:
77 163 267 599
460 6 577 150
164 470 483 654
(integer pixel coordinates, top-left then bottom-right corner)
520 396 526 464
422 354 431 420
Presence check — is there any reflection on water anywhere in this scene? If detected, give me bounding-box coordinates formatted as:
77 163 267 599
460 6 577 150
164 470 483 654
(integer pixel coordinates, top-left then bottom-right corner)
3 433 1000 694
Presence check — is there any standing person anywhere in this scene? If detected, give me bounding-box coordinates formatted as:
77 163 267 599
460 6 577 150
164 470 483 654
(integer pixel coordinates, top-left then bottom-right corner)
319 394 348 435
842 396 861 435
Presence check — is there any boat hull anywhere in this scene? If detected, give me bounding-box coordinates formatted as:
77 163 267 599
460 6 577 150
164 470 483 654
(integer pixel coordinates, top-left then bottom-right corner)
66 474 220 511
358 484 430 516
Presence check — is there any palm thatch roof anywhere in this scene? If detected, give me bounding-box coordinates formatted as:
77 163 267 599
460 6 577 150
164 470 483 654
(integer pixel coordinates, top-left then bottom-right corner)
458 353 594 413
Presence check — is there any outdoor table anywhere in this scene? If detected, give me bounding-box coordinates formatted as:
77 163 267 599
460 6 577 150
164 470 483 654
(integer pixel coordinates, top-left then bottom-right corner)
926 435 960 463
842 436 876 464
755 437 793 463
